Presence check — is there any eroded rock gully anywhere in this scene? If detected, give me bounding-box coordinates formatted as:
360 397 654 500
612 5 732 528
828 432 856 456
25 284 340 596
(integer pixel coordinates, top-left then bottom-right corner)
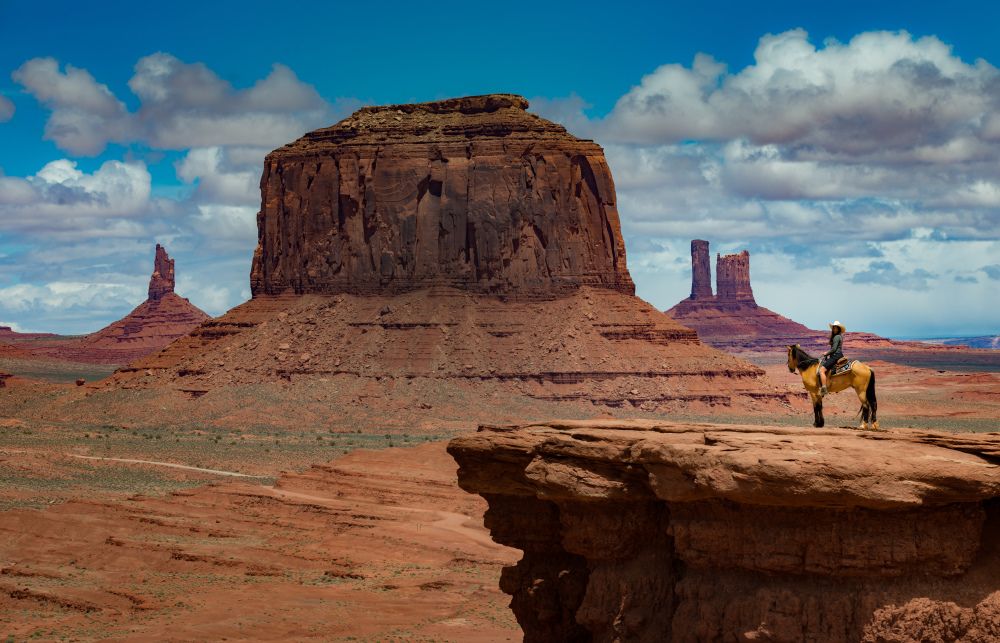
449 420 1000 642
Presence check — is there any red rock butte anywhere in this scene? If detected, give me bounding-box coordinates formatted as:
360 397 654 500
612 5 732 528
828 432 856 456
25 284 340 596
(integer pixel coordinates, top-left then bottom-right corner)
668 239 897 354
99 96 789 419
250 94 633 298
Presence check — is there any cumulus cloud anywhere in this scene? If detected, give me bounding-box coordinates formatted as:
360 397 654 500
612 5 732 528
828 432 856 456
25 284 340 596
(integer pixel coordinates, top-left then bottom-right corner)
13 53 338 155
850 260 935 290
601 29 1000 152
0 159 153 238
533 29 1000 335
11 58 132 155
0 95 13 122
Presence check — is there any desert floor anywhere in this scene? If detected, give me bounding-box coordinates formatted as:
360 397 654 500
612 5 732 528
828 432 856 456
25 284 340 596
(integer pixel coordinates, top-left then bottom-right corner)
0 352 997 640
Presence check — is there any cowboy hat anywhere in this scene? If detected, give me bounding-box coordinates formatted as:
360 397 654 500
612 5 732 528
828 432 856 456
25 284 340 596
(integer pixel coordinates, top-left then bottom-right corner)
828 320 846 332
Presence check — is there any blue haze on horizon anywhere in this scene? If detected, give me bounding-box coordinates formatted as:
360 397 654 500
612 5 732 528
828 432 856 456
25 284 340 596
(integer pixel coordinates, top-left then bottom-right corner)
0 0 998 338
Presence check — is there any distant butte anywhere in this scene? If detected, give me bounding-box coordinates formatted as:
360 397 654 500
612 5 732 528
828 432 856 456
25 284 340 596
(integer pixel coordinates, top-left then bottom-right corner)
14 244 209 365
667 240 899 354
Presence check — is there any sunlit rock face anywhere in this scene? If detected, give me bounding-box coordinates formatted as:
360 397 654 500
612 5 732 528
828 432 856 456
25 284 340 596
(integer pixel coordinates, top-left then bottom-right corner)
250 94 634 298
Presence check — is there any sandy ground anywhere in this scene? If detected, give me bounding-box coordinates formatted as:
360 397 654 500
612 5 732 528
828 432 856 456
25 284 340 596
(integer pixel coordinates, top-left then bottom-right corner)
0 442 519 641
0 352 996 640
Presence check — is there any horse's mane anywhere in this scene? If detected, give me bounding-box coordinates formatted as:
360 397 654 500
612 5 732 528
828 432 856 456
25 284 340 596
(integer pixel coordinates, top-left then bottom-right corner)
791 345 819 369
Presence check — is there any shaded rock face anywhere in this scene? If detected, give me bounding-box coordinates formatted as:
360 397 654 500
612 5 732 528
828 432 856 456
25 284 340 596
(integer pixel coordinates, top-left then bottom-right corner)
250 94 633 298
715 250 753 303
449 421 1000 642
688 240 712 300
147 243 175 300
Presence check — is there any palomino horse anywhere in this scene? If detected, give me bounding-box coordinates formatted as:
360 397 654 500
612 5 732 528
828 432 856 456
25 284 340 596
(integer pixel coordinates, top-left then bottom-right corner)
787 344 878 430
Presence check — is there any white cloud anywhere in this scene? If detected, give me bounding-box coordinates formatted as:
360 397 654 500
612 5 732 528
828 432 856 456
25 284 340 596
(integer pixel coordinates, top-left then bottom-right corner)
0 159 152 237
176 146 261 206
12 58 132 155
14 53 337 155
0 95 13 122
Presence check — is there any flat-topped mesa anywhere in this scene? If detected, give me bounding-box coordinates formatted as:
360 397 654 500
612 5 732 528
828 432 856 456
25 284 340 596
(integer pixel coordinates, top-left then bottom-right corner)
716 250 754 304
250 94 634 298
148 243 175 300
689 239 713 299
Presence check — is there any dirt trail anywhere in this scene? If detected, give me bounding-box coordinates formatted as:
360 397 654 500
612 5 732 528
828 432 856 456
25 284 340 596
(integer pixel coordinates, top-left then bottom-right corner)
67 454 269 478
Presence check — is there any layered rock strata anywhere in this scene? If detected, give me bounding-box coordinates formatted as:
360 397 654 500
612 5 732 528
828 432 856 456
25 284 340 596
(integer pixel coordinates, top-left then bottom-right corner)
449 420 1000 642
715 250 753 302
250 94 633 297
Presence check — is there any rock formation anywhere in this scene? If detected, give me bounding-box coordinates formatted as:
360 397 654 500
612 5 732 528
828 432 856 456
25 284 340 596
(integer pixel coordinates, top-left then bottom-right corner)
688 240 712 300
21 245 210 364
251 94 633 298
98 96 789 422
715 250 754 302
147 243 175 300
668 240 897 355
449 420 1000 642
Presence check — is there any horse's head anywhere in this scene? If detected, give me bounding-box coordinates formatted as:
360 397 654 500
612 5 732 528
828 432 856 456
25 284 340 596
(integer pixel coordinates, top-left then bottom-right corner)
787 345 798 373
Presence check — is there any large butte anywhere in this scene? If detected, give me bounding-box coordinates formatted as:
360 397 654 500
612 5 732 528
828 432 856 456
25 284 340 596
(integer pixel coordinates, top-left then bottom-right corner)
100 95 789 425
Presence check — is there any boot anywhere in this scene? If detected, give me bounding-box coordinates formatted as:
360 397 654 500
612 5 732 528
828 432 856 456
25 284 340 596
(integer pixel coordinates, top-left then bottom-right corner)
820 385 828 396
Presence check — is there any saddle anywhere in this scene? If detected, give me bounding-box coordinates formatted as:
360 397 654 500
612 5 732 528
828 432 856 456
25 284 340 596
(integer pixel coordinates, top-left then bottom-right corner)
831 357 855 377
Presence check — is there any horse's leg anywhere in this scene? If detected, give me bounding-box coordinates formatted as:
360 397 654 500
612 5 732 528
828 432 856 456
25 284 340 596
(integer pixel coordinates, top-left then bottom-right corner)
856 374 869 430
811 392 824 428
868 370 879 431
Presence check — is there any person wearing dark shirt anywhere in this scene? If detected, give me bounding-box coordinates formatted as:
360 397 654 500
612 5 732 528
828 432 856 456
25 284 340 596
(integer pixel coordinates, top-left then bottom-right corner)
819 321 845 395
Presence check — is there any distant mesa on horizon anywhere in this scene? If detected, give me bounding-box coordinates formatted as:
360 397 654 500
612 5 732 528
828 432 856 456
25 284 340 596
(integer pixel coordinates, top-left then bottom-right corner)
101 94 789 416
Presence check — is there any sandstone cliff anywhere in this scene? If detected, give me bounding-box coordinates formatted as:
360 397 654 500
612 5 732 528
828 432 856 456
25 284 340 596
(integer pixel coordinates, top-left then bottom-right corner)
450 420 1000 642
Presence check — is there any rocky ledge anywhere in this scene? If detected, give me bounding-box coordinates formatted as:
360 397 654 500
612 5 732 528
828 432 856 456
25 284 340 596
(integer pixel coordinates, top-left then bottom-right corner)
449 421 1000 642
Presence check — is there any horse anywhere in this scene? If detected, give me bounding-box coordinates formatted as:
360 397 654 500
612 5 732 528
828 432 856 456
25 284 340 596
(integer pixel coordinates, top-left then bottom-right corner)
786 344 878 430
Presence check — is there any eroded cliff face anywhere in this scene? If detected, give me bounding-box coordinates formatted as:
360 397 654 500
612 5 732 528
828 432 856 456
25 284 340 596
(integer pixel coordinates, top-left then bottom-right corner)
96 97 790 422
449 421 1000 642
250 94 633 298
689 240 712 300
715 250 754 303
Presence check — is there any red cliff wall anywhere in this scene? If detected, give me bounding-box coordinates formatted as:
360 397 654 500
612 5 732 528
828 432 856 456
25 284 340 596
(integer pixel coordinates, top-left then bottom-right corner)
450 421 1000 642
250 94 634 298
715 250 754 303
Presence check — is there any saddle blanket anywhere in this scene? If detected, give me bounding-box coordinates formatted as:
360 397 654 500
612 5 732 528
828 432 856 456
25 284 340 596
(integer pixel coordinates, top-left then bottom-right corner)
831 360 857 377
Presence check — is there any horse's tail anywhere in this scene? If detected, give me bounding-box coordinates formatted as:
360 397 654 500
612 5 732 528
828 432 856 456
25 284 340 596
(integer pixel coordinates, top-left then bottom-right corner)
866 369 877 419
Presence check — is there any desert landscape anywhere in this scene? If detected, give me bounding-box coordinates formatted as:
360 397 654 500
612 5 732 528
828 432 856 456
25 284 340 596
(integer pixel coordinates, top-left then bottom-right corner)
2 6 1000 641
0 92 997 642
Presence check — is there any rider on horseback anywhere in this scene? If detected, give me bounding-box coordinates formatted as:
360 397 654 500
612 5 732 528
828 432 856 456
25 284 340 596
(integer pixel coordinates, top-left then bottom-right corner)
818 321 845 396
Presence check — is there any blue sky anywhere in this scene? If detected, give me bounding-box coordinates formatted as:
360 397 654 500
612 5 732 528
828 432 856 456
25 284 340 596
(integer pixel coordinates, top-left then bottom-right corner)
1 1 998 337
